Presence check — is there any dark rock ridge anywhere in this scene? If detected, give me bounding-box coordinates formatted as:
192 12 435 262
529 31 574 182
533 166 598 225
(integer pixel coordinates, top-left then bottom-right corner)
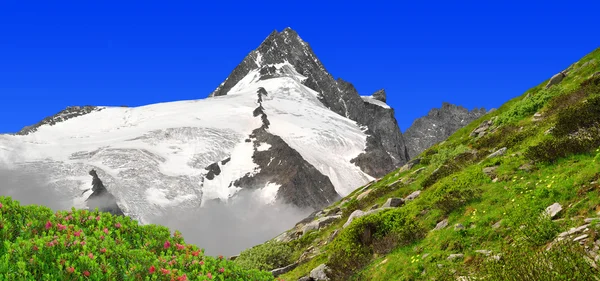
403 102 487 158
209 27 409 177
86 169 125 216
232 88 340 209
16 106 102 135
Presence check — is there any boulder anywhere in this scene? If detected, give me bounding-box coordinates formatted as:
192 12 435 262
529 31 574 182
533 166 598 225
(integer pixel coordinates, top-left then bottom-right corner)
382 198 405 208
298 277 313 281
545 72 566 89
302 215 341 235
470 119 494 138
434 218 448 230
405 190 421 201
356 189 372 201
343 210 365 228
309 264 331 281
544 203 563 219
271 262 299 277
483 166 499 178
487 147 507 159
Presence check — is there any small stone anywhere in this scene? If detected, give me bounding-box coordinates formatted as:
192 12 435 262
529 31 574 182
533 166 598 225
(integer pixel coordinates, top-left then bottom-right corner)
356 189 372 201
492 220 503 229
382 198 405 208
370 204 379 210
309 264 331 281
487 147 507 159
483 166 499 177
492 178 499 183
454 223 466 231
585 218 600 224
475 250 492 256
434 218 448 230
544 203 563 219
447 253 464 261
574 234 589 242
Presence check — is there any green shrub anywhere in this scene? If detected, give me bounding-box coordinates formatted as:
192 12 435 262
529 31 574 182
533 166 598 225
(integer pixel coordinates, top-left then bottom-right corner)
552 95 600 137
506 205 559 246
427 166 486 214
0 196 275 281
235 241 293 271
496 86 562 125
328 209 424 280
342 199 360 218
477 241 598 281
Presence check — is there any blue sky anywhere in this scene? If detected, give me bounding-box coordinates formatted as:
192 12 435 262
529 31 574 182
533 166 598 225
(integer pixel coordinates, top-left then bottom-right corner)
0 1 598 133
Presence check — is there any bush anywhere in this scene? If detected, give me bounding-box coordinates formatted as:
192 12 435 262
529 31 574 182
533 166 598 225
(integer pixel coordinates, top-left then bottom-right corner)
552 95 600 137
235 241 294 271
428 166 486 214
328 209 424 280
0 196 275 281
477 241 598 281
496 87 562 125
506 205 559 246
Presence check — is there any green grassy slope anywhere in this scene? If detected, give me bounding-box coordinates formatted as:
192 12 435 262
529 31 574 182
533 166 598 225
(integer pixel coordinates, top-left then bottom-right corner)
235 48 600 281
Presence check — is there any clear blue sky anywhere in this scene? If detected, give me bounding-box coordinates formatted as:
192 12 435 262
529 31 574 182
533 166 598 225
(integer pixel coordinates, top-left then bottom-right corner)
0 1 598 134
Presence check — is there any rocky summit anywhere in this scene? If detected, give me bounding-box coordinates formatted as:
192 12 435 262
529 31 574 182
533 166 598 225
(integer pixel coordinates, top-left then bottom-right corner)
403 102 488 158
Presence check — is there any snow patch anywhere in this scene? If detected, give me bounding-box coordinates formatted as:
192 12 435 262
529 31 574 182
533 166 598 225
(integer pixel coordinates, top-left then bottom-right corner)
256 143 271 151
361 96 391 109
256 182 280 204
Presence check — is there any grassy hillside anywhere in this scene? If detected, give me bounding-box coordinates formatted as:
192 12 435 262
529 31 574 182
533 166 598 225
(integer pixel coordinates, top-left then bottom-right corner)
0 197 278 280
235 48 600 281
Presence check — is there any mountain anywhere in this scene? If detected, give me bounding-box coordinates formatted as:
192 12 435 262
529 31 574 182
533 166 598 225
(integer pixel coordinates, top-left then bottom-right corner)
238 48 600 280
403 102 488 158
0 28 408 227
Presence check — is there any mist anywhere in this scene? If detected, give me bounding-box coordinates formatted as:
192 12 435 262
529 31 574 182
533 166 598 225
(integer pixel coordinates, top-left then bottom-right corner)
0 167 74 212
147 189 311 257
0 167 311 257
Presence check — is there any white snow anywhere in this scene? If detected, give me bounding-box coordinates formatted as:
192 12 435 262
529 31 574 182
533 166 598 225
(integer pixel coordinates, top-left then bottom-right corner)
256 182 280 204
0 60 375 221
361 96 391 109
256 143 271 151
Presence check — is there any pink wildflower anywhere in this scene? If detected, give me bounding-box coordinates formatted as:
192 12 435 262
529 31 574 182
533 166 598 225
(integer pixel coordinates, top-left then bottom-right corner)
45 221 52 230
115 222 121 229
219 267 224 273
103 228 109 234
164 240 171 249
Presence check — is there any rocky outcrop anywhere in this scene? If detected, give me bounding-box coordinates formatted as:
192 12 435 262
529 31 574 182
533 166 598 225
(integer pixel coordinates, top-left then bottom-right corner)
232 89 340 209
403 102 487 159
16 106 102 135
86 169 124 216
209 27 409 177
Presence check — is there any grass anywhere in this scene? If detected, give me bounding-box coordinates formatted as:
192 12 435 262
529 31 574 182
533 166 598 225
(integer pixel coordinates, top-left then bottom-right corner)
274 47 600 280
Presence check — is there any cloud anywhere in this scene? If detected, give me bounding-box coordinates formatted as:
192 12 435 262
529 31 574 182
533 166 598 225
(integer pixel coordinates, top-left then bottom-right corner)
147 189 311 257
0 167 74 212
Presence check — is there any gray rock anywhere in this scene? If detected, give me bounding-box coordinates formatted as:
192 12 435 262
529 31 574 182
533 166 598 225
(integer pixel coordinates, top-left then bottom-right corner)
370 204 379 210
344 210 366 228
86 169 124 216
492 220 503 229
327 229 340 243
545 72 566 89
228 255 239 261
16 106 102 135
483 166 499 177
405 190 421 201
558 224 590 238
475 250 492 256
356 189 372 201
302 215 341 235
298 277 313 281
447 253 464 261
404 102 487 158
411 167 426 175
487 147 507 159
585 218 600 224
324 207 340 217
533 112 543 121
574 234 589 242
272 262 299 277
309 264 331 281
382 198 405 208
544 203 563 219
519 163 534 172
434 218 448 230
454 223 465 231
470 119 494 138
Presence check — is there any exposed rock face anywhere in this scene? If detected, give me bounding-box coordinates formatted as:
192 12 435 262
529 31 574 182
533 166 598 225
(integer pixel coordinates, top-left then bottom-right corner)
403 102 487 159
232 89 340 209
16 106 102 135
545 71 567 89
210 27 409 177
86 169 124 216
